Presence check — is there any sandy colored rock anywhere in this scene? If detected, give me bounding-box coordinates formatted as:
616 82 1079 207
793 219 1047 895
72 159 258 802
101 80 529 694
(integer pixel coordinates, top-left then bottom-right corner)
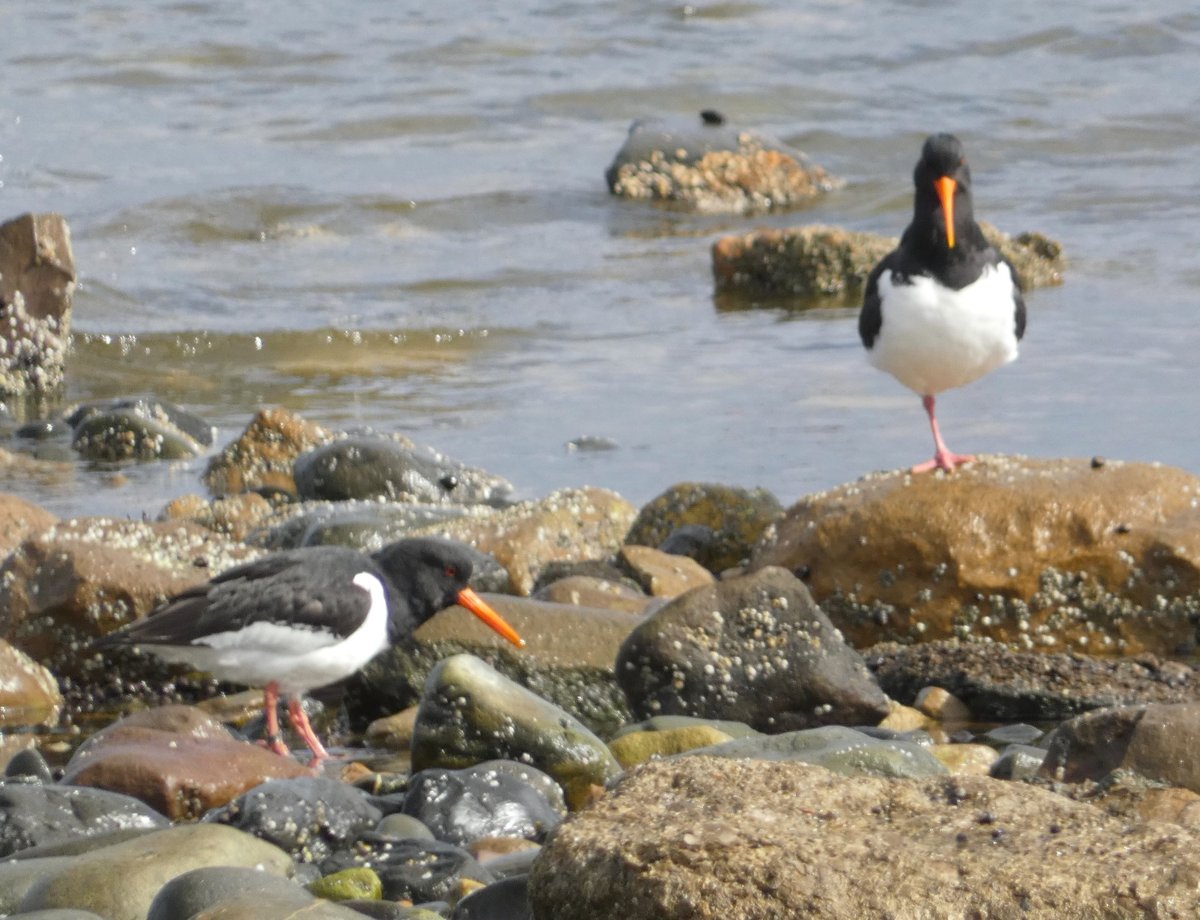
0 639 62 728
608 725 735 769
930 743 998 776
159 491 276 541
0 494 57 557
533 575 651 614
618 545 714 597
203 406 333 496
913 685 973 724
529 756 1200 919
752 457 1200 656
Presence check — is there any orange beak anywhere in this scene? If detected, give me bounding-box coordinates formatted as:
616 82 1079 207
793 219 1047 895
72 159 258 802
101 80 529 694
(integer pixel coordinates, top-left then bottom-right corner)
456 587 525 648
934 176 956 249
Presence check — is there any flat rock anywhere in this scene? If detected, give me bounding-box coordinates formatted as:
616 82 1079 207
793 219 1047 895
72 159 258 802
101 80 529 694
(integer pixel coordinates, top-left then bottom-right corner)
617 545 714 597
60 705 307 819
0 213 75 395
529 756 1200 919
751 457 1200 656
203 407 333 496
617 567 889 732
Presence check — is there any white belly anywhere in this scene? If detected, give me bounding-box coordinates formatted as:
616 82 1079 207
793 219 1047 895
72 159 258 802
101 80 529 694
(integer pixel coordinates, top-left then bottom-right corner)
868 264 1020 396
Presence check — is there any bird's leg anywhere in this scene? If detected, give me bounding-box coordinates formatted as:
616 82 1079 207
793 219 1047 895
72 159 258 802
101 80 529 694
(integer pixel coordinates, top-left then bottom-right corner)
911 394 975 473
261 681 291 757
287 696 329 769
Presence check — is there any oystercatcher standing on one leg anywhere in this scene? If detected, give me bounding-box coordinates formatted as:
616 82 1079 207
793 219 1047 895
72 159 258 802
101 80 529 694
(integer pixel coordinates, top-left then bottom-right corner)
93 537 525 767
859 133 1026 473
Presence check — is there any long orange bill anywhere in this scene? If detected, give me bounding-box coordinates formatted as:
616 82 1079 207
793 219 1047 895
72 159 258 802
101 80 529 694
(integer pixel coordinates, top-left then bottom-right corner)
456 586 525 648
934 176 957 249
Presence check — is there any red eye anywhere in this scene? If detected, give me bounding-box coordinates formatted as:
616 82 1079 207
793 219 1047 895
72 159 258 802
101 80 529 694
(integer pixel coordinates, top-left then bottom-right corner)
445 565 458 578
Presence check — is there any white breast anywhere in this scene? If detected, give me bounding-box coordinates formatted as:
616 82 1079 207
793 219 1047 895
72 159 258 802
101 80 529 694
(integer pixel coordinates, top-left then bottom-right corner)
868 263 1020 396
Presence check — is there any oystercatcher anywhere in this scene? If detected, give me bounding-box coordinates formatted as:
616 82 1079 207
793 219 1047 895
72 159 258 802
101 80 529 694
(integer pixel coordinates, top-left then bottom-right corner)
859 133 1026 473
94 537 524 766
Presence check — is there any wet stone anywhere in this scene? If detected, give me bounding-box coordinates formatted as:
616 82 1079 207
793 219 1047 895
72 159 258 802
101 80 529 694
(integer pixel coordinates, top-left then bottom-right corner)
400 761 565 847
203 407 333 496
147 866 335 920
319 835 493 904
254 499 488 554
66 397 214 462
204 776 383 863
991 744 1048 781
293 436 514 506
309 866 383 901
450 875 533 920
0 781 168 857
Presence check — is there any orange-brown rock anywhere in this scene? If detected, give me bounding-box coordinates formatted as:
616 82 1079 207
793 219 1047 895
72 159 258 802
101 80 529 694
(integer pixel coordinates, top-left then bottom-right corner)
62 705 307 819
203 406 333 496
159 490 277 541
751 457 1200 656
0 639 62 727
618 545 714 597
0 493 57 557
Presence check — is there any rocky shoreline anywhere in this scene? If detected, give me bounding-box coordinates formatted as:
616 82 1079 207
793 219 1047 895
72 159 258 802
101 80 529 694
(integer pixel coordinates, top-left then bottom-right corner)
0 406 1196 918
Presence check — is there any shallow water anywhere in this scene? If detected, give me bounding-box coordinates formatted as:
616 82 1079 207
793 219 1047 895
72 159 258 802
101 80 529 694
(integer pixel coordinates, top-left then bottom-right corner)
3 1 1200 519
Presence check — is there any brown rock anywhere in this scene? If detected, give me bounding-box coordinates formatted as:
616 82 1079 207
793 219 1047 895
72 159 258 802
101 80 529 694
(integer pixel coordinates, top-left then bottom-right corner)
0 213 76 394
0 493 57 557
203 407 333 496
533 575 651 614
413 486 638 595
1040 701 1200 792
0 639 62 728
930 743 998 776
752 457 1200 656
608 725 735 769
0 517 257 675
1135 787 1200 827
159 491 277 541
365 705 419 751
61 704 307 819
618 545 714 597
913 685 973 724
529 757 1200 919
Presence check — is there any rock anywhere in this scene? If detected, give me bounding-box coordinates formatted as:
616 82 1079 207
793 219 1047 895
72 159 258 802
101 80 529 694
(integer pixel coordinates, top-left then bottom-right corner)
411 654 622 810
624 482 782 574
159 491 279 542
711 221 1064 300
605 113 839 214
608 725 737 769
411 487 638 596
252 500 485 553
319 835 493 905
1040 702 1200 792
991 745 1047 781
67 398 213 462
359 594 638 738
203 407 333 496
0 494 57 557
913 685 973 724
401 762 565 846
0 517 257 678
867 640 1200 722
5 749 54 783
0 213 75 395
529 756 1200 919
309 867 383 901
16 823 292 919
532 575 651 615
204 776 382 863
0 782 167 857
60 705 308 819
150 866 364 920
617 567 889 732
366 707 419 751
450 875 532 920
752 457 1200 656
931 743 999 776
684 725 948 779
0 641 62 728
616 545 714 597
294 436 514 506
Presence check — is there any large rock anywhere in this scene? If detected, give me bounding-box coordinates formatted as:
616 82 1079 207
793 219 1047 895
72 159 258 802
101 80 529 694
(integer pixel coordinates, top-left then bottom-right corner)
203 407 333 496
529 756 1200 919
0 213 75 395
751 457 1200 656
617 567 889 732
0 494 57 557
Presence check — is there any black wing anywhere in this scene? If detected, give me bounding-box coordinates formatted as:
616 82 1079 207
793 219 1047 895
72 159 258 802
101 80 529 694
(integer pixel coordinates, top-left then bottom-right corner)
859 252 900 349
1004 257 1027 341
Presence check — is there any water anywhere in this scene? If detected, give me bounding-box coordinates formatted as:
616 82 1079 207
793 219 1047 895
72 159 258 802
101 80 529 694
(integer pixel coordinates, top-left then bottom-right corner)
2 1 1200 520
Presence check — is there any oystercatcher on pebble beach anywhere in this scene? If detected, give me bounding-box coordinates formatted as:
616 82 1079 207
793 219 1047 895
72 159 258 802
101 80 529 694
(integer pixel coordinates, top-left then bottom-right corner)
94 537 524 766
859 133 1026 473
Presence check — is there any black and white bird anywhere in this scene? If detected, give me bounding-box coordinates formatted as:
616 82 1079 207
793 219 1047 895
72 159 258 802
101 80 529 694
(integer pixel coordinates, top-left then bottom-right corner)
859 133 1026 473
94 537 524 766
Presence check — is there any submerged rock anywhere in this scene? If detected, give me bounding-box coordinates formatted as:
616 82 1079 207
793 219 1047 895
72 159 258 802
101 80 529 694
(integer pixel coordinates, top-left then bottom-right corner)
0 213 76 395
68 397 214 462
617 567 890 732
319 835 492 905
751 456 1200 656
606 113 840 214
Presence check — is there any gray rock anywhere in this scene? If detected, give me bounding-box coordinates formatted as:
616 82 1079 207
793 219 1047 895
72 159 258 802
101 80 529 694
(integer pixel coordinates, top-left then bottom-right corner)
617 567 890 732
991 745 1048 781
412 654 622 810
402 762 564 846
294 436 514 506
146 867 322 920
67 397 214 462
450 875 532 920
254 499 487 554
0 783 167 858
684 724 949 779
320 835 492 904
204 776 382 862
6 910 105 920
374 813 435 841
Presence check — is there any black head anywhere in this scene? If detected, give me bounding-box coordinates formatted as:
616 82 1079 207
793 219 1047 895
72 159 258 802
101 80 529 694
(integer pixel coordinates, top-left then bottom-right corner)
371 537 523 647
909 132 982 255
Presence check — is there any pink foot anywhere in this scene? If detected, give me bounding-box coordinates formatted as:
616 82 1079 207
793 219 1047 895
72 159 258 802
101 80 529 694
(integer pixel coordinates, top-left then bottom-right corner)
261 681 293 757
911 450 976 474
288 697 330 771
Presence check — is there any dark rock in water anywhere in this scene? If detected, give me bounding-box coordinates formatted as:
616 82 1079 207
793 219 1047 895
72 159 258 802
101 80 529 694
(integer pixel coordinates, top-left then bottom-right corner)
605 113 840 214
294 436 514 506
625 482 781 574
0 781 168 857
67 397 214 461
617 567 890 732
4 748 53 784
203 777 382 863
401 761 565 847
0 213 76 395
451 875 533 920
320 835 493 904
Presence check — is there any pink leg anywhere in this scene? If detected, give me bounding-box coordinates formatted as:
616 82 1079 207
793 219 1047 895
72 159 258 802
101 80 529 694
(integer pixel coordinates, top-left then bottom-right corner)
262 682 291 757
911 394 975 473
287 696 329 768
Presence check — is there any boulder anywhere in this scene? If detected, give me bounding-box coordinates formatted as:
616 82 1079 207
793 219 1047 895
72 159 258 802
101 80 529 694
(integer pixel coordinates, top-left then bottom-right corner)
203 407 333 496
0 641 62 728
0 494 57 557
752 457 1200 656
